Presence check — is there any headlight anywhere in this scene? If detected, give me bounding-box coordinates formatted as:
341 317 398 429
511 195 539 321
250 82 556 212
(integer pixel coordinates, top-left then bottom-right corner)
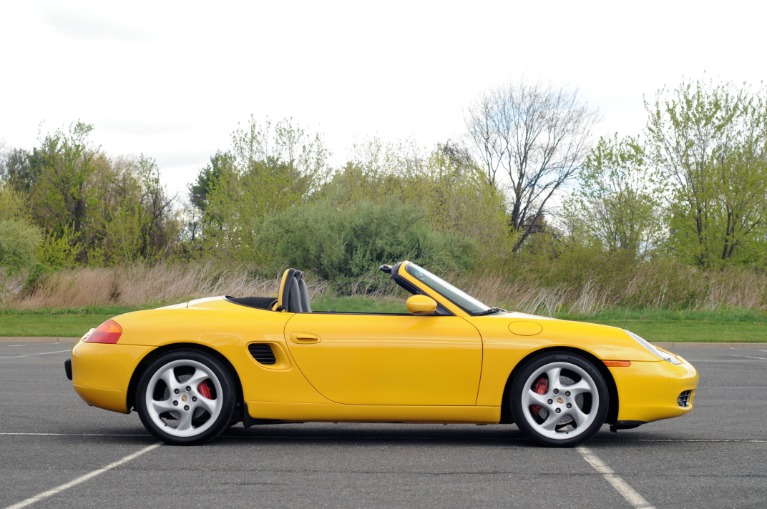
624 330 681 365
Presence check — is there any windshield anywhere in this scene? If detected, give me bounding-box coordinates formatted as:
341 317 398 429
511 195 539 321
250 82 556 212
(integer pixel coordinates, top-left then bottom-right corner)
404 263 491 315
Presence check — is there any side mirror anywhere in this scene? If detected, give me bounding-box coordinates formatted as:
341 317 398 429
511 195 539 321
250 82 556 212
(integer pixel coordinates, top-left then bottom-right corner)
406 295 437 315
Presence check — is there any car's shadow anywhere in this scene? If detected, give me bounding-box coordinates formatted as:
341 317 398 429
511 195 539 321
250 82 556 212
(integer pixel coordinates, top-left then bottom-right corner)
212 423 687 449
55 422 697 449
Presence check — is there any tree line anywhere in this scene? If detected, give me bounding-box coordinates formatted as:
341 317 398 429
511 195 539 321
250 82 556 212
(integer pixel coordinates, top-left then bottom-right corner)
2 78 766 297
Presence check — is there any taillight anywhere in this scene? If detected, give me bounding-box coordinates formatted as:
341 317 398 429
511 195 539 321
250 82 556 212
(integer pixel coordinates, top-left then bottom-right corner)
84 319 122 344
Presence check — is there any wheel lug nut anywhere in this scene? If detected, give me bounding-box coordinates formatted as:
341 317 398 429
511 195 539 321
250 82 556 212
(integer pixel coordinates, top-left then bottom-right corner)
173 401 178 406
184 405 189 411
186 386 191 392
553 389 559 394
192 396 197 402
174 389 180 394
555 408 561 413
566 403 572 408
565 391 570 397
547 399 553 404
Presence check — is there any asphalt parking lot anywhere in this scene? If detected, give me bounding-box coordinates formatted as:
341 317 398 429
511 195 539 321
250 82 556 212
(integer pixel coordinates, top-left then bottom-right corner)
1 340 765 509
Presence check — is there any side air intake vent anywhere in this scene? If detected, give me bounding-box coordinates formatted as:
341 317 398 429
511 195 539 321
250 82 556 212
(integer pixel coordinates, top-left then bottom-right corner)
248 343 276 365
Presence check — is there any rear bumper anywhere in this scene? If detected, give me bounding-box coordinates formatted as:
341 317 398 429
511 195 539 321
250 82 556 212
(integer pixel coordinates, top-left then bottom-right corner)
69 341 155 414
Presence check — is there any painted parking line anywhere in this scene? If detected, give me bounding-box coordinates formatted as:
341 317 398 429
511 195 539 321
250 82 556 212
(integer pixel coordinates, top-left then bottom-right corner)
0 432 148 437
3 443 161 509
630 438 767 443
0 350 70 359
729 354 767 361
577 446 655 509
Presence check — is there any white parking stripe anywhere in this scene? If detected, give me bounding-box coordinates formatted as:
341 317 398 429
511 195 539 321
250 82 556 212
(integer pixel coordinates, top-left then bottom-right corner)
577 446 655 509
0 432 148 437
0 350 70 359
730 355 767 361
3 443 161 509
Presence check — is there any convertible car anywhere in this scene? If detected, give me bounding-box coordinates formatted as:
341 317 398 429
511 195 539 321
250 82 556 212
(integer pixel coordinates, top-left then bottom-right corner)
65 261 698 447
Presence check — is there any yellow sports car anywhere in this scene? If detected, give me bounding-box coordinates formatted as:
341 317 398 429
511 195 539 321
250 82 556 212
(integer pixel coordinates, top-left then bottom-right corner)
64 261 698 447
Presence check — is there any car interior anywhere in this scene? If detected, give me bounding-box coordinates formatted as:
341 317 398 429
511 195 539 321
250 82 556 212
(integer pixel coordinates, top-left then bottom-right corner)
225 268 310 312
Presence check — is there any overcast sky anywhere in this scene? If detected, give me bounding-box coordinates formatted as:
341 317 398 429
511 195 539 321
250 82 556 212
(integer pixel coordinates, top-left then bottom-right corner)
0 1 763 199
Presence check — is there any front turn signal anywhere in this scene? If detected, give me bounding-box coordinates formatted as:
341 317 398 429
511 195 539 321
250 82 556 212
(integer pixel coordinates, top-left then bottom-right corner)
603 360 632 367
84 319 122 344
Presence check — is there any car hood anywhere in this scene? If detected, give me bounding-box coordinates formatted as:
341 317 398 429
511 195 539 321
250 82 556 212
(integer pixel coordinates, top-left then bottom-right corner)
499 311 556 321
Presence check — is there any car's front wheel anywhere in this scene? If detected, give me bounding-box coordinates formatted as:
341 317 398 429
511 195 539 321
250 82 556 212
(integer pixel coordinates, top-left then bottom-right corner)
511 352 608 447
135 350 236 445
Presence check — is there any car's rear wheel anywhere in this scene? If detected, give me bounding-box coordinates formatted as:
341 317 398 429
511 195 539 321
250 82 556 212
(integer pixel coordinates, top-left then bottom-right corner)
136 350 235 445
511 352 608 447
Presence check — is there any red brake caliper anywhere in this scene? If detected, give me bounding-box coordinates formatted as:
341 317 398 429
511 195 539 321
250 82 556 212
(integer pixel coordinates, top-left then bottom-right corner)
530 376 548 417
198 381 212 399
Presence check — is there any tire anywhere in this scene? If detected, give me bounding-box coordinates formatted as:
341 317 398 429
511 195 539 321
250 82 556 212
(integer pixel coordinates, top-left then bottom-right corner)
135 349 236 445
511 352 608 447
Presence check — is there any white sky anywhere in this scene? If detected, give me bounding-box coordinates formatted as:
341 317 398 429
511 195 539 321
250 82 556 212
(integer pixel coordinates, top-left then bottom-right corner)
0 1 764 200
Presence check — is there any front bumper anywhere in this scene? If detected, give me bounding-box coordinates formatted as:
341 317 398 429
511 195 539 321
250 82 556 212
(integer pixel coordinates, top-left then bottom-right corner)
610 355 698 423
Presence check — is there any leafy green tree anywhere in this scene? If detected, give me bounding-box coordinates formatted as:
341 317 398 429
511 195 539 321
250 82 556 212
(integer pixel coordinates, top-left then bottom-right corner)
565 135 663 257
29 122 97 244
409 144 512 265
0 147 42 194
646 80 767 267
318 139 512 267
0 183 28 221
0 181 42 274
3 123 179 267
318 138 426 206
189 151 233 213
194 117 329 262
99 155 178 264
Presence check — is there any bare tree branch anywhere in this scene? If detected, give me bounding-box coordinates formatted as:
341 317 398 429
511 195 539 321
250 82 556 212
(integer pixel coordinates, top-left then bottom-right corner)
466 81 598 252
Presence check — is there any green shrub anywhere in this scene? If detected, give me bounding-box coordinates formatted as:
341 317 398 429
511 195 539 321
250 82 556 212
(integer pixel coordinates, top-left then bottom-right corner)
38 227 80 269
0 219 42 274
22 262 53 295
259 199 476 292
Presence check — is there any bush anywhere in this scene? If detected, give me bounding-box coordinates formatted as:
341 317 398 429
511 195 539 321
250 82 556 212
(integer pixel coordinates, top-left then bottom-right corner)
38 227 80 269
0 219 41 274
259 199 476 292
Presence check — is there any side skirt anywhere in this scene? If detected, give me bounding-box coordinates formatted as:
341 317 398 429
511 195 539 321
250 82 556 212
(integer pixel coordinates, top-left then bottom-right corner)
245 401 501 424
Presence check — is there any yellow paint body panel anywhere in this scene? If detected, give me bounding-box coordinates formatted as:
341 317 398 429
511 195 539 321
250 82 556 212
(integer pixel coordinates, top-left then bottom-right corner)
71 342 154 413
68 263 698 430
249 402 499 423
284 313 481 405
609 356 698 421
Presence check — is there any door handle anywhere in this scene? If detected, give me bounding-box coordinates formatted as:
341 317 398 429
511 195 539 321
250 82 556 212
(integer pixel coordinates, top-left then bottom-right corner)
290 332 320 344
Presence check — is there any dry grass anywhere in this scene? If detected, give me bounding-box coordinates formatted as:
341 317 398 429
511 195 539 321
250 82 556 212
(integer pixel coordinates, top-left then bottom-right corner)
2 261 766 313
4 263 328 309
457 264 767 314
457 274 609 315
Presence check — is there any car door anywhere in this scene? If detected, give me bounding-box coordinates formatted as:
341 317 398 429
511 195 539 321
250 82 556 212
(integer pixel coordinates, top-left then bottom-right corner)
283 313 482 406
